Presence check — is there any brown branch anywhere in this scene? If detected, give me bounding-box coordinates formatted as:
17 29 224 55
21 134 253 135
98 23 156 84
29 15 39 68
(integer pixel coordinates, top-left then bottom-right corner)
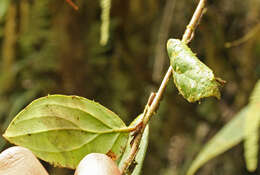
120 0 208 174
65 0 79 10
182 0 207 43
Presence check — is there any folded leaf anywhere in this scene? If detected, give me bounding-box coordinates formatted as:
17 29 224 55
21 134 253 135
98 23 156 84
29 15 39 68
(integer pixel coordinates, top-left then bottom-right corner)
167 39 222 102
3 95 129 169
187 107 247 175
118 114 149 175
244 80 260 172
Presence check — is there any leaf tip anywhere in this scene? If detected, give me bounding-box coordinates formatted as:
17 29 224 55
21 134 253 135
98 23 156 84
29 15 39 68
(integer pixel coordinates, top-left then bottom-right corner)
2 133 7 140
246 164 257 172
215 77 226 87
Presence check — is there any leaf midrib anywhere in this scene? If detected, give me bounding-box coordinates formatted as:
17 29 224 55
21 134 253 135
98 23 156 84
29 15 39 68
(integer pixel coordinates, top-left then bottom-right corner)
5 119 131 139
15 103 121 129
21 132 121 153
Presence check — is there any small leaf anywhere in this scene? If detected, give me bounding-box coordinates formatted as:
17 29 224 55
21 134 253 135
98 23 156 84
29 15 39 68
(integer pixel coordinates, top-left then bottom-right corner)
118 114 149 175
244 80 260 172
3 95 129 169
187 107 247 175
167 39 222 102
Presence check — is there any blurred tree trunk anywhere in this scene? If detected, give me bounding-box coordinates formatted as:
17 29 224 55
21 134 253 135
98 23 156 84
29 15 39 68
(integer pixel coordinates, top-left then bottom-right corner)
52 3 87 96
0 1 17 94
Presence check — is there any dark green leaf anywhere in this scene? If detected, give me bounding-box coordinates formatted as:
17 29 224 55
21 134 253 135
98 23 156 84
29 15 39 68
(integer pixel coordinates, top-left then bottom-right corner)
3 95 129 169
167 39 222 102
187 107 247 175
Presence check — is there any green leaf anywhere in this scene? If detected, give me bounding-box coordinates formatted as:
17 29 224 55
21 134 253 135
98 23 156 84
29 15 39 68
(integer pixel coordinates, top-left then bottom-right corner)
0 0 10 20
244 80 260 172
187 107 247 175
167 39 222 102
3 95 129 169
118 114 149 175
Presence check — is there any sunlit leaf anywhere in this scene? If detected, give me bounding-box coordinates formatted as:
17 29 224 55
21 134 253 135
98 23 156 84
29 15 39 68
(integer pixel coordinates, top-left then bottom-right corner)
118 114 149 175
167 39 222 102
187 107 247 175
244 80 260 172
3 95 129 169
0 0 9 20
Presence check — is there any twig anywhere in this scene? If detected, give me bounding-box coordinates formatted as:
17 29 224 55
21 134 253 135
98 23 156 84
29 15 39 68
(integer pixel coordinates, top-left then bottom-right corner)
225 22 260 48
182 0 207 43
120 0 208 174
152 0 176 82
65 0 79 10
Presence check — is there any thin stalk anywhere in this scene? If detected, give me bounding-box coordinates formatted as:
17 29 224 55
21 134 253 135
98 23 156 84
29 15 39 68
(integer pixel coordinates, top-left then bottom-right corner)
65 0 79 10
225 22 260 48
182 0 207 43
120 0 208 174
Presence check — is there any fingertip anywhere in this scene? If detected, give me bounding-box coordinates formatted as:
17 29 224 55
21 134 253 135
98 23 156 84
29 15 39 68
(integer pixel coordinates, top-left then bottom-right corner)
75 153 121 175
0 146 49 175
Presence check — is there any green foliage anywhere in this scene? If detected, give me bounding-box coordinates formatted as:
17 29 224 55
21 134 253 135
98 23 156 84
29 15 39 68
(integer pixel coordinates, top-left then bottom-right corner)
19 0 53 61
244 80 260 171
3 95 129 169
118 114 149 175
100 0 111 45
167 39 222 102
0 0 9 20
187 107 247 175
187 79 260 175
0 0 259 174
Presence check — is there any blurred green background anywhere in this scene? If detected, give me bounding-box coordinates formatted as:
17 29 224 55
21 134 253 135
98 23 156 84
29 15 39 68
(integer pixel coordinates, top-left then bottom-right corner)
0 0 260 174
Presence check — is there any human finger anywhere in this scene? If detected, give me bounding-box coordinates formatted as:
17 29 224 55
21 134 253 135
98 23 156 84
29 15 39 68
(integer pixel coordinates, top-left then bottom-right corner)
74 153 121 175
0 146 49 175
